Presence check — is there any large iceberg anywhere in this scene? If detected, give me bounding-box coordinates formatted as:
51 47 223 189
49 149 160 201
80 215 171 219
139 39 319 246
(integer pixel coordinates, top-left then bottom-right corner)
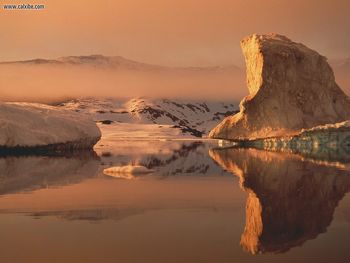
0 102 101 151
210 34 350 140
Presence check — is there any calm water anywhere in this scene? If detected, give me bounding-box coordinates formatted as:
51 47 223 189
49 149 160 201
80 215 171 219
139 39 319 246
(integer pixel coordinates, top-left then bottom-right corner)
0 140 349 263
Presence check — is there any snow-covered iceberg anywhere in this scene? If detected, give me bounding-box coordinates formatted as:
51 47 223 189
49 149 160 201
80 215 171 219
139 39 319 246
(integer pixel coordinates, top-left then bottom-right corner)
103 165 154 179
0 102 101 151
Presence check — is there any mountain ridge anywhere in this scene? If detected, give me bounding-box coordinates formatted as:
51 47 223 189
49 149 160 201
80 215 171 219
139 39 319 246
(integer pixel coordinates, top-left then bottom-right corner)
0 54 242 73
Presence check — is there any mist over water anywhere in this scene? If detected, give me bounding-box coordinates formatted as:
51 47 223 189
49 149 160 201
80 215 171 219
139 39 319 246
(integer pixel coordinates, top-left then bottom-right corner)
1 62 348 103
0 64 246 102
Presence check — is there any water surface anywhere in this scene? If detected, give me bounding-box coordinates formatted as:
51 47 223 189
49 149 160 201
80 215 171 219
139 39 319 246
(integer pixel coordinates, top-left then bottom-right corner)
0 140 349 263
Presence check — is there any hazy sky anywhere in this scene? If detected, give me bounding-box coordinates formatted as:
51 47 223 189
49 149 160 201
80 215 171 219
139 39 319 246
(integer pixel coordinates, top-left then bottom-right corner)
1 0 350 66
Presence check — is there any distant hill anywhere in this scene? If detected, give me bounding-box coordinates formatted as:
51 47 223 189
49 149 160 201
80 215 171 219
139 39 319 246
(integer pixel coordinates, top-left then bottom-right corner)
0 54 242 74
0 55 246 102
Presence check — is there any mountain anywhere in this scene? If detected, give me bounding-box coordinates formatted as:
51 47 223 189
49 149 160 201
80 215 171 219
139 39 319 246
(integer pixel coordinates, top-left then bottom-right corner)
0 55 162 71
0 55 247 102
0 54 242 73
56 98 239 138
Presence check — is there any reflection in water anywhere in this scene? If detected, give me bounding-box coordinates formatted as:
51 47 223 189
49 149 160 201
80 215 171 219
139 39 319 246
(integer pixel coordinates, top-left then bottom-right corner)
209 147 350 255
31 208 144 222
0 141 227 200
0 141 220 198
0 152 99 195
1 140 350 262
98 141 228 177
245 139 350 169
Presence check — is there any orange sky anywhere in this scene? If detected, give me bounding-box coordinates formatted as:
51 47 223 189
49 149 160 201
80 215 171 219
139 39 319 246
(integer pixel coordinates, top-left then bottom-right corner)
1 0 350 66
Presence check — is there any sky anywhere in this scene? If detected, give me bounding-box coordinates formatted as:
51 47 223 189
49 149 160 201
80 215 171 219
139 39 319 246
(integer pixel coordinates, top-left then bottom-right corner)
1 0 350 66
1 0 349 101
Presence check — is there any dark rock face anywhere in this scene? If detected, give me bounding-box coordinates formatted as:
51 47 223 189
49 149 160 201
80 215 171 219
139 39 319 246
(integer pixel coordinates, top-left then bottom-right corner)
209 147 350 254
210 34 350 140
171 125 203 138
99 120 114 125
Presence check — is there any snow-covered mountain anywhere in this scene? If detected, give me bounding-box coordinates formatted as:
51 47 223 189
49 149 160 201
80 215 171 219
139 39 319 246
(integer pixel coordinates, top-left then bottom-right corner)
57 98 239 137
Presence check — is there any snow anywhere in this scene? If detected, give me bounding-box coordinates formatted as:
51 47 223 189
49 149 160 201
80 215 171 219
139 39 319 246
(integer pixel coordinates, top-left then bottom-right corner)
0 102 101 148
58 97 239 138
103 165 154 179
301 120 350 132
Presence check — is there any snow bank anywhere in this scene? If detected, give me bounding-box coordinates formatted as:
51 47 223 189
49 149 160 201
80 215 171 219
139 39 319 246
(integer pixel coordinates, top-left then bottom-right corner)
301 120 350 132
0 102 101 149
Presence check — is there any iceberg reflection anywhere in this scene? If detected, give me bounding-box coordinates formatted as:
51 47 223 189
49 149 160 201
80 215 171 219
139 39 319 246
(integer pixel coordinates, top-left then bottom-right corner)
209 147 350 254
0 152 99 195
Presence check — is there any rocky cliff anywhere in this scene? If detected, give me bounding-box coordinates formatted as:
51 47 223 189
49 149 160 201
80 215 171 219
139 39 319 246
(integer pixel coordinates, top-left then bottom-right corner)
210 34 350 140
